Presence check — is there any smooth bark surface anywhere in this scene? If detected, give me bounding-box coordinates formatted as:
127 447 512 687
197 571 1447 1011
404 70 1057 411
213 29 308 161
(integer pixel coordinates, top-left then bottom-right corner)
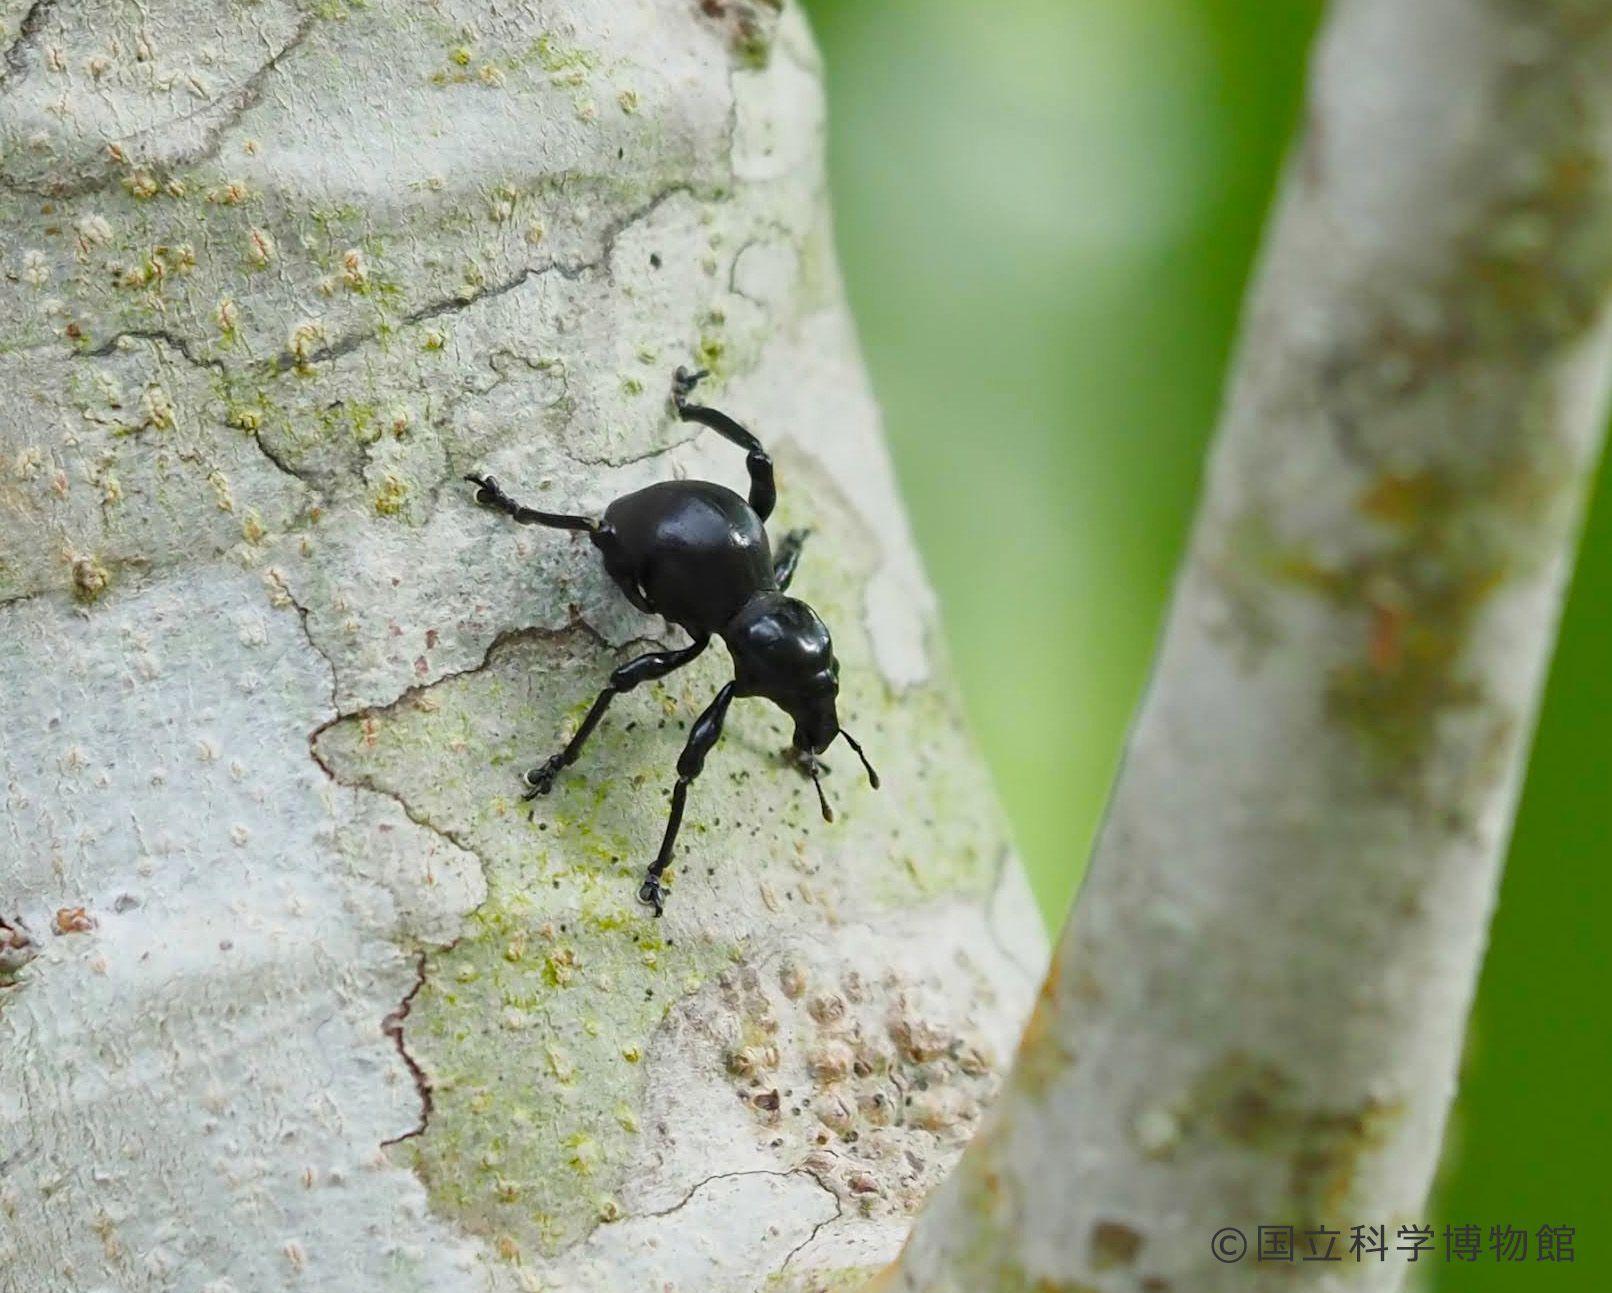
0 4 1043 1291
887 1 1612 1290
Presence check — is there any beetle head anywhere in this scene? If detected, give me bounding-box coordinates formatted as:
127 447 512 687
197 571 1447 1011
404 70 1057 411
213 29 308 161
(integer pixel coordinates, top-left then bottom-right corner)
725 594 841 751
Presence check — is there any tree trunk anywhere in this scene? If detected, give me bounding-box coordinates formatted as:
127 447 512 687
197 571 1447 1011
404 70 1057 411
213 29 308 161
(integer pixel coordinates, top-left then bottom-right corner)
885 1 1612 1290
0 4 1044 1291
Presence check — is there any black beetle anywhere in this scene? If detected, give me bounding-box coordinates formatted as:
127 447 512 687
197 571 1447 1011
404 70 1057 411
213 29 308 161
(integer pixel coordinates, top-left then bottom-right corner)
466 367 878 915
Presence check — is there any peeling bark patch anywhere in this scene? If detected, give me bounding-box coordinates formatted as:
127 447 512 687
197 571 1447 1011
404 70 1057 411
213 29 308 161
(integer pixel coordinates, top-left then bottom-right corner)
1 0 55 84
1187 1054 1403 1219
697 0 784 70
311 626 740 1254
0 916 37 991
394 878 737 1257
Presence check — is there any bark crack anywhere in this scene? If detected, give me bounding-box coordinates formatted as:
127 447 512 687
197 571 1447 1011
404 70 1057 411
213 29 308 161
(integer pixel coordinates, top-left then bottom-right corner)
306 736 477 857
286 578 488 1158
628 1164 841 1273
641 1164 837 1224
983 845 1042 985
299 616 678 1170
77 327 314 490
559 426 706 470
379 950 434 1147
1 10 317 196
780 1168 845 1270
266 263 550 375
108 13 318 173
314 616 614 735
82 327 224 374
274 574 339 714
264 182 697 374
303 617 619 861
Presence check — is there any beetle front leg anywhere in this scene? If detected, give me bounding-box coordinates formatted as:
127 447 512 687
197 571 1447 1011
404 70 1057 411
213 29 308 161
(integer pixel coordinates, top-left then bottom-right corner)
524 638 708 800
464 474 598 533
640 681 736 915
771 528 811 591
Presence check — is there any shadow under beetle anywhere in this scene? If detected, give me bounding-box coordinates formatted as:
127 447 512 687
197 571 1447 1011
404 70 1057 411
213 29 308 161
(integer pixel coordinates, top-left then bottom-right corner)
466 366 879 916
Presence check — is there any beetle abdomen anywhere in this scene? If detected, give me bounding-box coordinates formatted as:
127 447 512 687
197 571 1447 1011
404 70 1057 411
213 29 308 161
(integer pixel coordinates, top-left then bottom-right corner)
603 481 774 632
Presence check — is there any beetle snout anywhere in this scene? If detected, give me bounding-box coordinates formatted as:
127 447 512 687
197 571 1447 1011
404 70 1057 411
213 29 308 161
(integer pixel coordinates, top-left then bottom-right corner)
792 699 840 756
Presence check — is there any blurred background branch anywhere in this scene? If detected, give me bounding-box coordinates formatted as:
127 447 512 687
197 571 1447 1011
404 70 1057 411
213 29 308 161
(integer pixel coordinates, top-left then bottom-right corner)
805 0 1612 1285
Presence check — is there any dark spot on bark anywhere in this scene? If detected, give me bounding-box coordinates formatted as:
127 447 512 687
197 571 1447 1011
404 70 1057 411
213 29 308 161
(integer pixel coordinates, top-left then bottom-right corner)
1091 1219 1145 1270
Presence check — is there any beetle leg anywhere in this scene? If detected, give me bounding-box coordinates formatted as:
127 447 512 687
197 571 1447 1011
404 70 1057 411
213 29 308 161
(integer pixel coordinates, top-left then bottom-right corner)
670 367 778 521
465 474 597 533
524 637 709 800
594 527 657 615
640 681 736 915
771 527 811 591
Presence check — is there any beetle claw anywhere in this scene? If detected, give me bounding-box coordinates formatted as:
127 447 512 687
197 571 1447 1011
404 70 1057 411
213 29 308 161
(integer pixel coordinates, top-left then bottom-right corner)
671 366 709 403
522 755 564 799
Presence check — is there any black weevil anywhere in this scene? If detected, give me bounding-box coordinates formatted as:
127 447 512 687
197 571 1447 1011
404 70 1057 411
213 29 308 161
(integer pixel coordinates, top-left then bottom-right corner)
466 367 879 915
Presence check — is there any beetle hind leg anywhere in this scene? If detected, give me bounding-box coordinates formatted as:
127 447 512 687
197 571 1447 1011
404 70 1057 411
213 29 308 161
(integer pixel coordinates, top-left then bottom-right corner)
670 367 778 522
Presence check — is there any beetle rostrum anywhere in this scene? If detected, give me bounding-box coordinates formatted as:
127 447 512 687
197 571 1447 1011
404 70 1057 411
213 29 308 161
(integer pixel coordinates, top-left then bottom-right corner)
465 366 879 916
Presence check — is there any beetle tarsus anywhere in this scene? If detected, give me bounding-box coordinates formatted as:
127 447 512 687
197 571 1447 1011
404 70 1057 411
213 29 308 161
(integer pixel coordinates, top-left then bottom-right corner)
522 754 565 799
671 365 709 406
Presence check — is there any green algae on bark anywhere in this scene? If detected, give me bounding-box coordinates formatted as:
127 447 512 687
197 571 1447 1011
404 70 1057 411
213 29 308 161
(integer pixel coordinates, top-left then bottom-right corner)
312 499 1006 1255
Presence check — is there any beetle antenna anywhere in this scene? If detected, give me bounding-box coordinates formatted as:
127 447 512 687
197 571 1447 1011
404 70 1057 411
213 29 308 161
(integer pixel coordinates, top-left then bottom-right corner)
839 730 881 789
807 761 835 823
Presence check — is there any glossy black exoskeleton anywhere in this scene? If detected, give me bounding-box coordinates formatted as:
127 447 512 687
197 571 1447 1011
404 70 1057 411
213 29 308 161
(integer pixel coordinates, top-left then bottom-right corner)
466 367 879 916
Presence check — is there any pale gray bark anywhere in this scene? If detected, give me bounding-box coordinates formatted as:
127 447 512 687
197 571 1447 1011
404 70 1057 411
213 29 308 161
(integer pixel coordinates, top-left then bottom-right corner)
886 1 1612 1291
0 4 1044 1291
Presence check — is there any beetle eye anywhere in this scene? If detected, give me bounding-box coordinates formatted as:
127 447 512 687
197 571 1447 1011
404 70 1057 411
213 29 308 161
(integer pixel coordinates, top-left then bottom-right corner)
814 668 839 696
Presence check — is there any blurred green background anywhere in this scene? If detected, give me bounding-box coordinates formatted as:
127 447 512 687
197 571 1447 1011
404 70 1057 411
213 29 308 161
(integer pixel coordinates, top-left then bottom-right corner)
801 0 1607 1283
